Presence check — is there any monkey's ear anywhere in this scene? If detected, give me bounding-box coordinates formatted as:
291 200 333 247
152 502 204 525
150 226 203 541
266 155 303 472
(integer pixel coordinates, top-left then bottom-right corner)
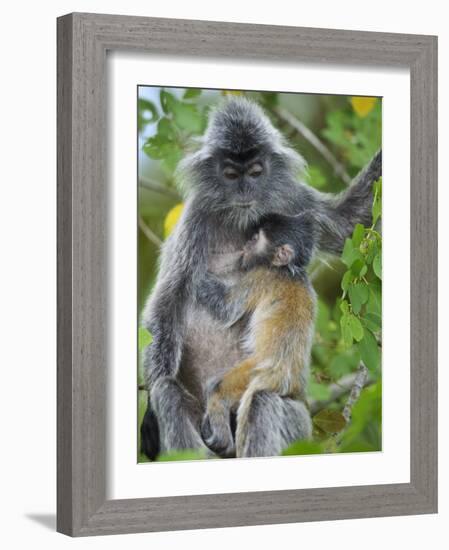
272 244 294 266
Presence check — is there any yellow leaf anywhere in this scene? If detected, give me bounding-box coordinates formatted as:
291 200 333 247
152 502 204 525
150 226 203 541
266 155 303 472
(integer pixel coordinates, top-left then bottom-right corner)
350 96 377 117
164 203 184 238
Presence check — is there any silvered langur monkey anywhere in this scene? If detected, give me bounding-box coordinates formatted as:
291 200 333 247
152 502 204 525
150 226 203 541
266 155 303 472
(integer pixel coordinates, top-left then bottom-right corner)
140 96 382 459
199 212 316 458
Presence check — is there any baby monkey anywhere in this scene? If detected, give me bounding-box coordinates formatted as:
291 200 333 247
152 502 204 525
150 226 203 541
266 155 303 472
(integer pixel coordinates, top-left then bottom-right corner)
197 213 317 458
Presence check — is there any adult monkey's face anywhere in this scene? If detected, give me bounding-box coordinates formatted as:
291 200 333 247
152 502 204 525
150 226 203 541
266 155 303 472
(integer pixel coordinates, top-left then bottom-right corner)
178 97 306 230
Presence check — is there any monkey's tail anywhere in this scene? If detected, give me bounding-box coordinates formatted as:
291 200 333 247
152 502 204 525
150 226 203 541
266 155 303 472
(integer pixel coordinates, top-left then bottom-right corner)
140 396 161 461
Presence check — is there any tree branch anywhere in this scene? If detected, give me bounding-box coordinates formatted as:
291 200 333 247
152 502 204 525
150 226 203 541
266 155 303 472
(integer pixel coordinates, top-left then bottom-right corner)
139 176 182 200
273 105 352 186
342 363 369 422
310 365 372 415
138 216 163 248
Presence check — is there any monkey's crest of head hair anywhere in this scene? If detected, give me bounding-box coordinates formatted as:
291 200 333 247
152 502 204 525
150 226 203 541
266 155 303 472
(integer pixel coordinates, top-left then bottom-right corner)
206 97 282 153
177 97 306 191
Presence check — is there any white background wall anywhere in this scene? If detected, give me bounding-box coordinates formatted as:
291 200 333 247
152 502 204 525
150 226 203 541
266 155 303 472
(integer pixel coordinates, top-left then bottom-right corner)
0 1 444 548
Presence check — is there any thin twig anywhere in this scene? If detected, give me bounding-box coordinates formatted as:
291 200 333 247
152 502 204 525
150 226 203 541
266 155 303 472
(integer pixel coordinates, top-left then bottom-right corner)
342 363 369 422
310 366 372 415
139 177 182 200
138 216 163 248
273 105 352 186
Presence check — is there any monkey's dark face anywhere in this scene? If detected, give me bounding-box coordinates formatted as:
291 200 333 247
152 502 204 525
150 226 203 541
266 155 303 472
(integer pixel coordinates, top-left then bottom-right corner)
217 147 269 210
182 98 306 231
200 146 296 231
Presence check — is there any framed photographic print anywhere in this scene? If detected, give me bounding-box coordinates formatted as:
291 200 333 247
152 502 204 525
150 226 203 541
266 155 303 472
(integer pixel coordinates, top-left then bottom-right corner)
57 13 438 536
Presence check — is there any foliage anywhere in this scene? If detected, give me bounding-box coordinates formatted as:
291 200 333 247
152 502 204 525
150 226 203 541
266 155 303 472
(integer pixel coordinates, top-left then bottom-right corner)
137 88 382 462
138 327 152 352
322 96 381 172
283 381 382 455
340 182 382 375
141 89 207 174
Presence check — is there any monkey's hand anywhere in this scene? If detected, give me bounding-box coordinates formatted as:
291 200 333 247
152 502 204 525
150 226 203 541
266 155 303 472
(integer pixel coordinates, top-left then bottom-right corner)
201 393 235 458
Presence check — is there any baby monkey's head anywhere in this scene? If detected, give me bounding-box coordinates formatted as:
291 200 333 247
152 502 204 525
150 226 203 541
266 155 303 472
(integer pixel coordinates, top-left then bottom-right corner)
241 212 315 274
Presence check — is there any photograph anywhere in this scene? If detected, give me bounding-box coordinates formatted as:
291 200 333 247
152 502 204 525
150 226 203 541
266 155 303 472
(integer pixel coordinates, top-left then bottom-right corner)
137 87 382 463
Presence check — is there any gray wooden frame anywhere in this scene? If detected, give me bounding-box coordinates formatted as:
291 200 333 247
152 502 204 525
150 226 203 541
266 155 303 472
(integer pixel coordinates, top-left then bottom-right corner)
57 12 438 537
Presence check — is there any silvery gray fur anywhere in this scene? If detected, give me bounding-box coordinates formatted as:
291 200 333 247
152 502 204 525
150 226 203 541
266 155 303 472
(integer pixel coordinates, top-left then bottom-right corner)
140 97 382 459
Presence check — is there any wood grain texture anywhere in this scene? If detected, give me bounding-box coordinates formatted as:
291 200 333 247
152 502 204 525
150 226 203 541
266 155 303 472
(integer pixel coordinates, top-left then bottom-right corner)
57 12 438 536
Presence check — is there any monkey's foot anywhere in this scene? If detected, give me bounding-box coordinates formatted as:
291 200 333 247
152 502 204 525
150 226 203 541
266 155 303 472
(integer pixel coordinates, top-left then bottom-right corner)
201 411 235 458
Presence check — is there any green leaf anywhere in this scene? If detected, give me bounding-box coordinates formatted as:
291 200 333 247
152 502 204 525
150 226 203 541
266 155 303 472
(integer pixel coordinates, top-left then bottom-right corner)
373 253 382 279
341 270 354 292
138 98 158 131
183 88 202 99
340 299 350 315
138 327 153 352
364 312 382 330
349 314 364 342
340 314 353 347
143 133 183 170
160 90 177 114
348 283 369 314
172 101 204 133
313 409 347 434
366 284 382 317
357 328 380 373
341 238 362 268
351 258 367 277
157 117 176 140
282 440 325 456
352 223 365 248
142 135 165 159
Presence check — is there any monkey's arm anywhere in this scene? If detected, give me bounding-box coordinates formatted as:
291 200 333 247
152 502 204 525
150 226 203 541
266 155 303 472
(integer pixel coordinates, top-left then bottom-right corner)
142 204 208 386
195 272 246 326
313 150 382 254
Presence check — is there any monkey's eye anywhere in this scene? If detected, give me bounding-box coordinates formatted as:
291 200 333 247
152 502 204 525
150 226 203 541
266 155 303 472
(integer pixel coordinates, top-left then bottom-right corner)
247 163 263 178
223 167 239 181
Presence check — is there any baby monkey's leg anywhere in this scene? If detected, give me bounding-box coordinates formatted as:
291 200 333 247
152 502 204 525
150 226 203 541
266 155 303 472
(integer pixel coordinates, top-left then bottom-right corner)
202 358 255 457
